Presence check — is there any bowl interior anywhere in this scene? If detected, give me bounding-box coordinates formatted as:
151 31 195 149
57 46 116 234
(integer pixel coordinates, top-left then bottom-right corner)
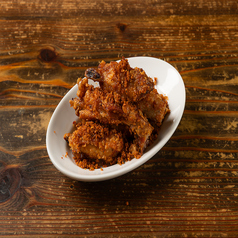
46 56 186 182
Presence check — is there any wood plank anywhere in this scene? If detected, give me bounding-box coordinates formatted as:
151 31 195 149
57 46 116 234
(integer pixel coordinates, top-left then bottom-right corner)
0 0 238 237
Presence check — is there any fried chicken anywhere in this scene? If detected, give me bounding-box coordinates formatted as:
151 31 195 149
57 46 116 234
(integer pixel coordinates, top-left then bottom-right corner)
137 89 170 127
85 57 154 102
64 121 124 163
70 77 154 158
65 57 170 169
85 57 169 126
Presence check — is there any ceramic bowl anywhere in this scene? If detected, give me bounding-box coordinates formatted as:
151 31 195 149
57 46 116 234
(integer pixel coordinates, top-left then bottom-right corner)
46 56 186 182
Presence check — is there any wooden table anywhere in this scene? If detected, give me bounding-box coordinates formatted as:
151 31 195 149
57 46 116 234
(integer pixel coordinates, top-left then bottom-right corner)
1 0 238 237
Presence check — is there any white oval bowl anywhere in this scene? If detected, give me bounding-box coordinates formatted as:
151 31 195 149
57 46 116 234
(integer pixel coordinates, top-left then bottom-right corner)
46 56 186 182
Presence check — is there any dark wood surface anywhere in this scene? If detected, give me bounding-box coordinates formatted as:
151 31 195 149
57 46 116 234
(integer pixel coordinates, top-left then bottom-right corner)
1 0 238 237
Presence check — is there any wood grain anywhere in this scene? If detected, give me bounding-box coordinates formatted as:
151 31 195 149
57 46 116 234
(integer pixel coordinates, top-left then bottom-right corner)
0 0 238 237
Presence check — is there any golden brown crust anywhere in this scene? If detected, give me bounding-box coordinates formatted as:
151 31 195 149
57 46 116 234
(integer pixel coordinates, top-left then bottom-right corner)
71 77 153 155
85 57 154 102
65 121 123 162
65 58 169 170
137 89 170 127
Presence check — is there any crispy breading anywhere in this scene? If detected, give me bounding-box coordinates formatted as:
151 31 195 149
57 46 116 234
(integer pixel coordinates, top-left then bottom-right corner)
70 77 154 158
64 121 123 163
85 57 154 102
138 89 170 127
65 58 169 170
85 57 169 126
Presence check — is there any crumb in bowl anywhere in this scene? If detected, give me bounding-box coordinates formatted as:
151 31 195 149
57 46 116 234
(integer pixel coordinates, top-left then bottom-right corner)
64 57 170 170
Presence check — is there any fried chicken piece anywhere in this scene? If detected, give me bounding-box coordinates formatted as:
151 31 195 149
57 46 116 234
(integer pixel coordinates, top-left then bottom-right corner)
70 77 154 157
85 57 154 102
138 89 170 127
64 121 124 162
85 57 169 127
